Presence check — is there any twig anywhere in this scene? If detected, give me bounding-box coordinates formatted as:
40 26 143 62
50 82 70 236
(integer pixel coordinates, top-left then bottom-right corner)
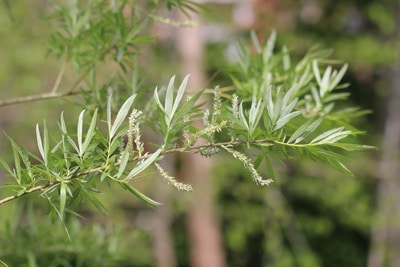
51 57 67 93
0 91 81 107
0 65 93 108
0 138 273 206
0 259 8 267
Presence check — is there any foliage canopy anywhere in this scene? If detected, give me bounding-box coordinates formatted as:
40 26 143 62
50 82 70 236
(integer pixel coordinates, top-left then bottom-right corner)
0 0 373 240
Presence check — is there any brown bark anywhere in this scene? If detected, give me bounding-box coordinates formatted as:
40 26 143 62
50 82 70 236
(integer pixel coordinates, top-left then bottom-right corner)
368 8 400 266
176 10 227 267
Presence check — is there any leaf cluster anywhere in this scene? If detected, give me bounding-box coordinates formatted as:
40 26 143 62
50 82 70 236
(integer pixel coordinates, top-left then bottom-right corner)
0 2 373 231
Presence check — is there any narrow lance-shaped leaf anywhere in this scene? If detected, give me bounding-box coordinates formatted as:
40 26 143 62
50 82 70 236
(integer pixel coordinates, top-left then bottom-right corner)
320 66 332 97
59 181 67 218
59 112 79 153
82 109 98 155
313 60 321 85
249 96 263 133
329 63 348 92
77 110 85 156
10 138 22 183
238 102 249 131
0 157 13 178
107 92 112 135
119 182 161 207
264 29 276 62
281 98 298 118
171 75 190 119
154 87 165 113
169 89 203 127
314 129 352 144
266 86 274 121
124 148 162 181
311 127 345 144
287 118 322 144
36 123 48 166
164 75 176 118
117 146 130 179
45 195 71 240
250 31 262 54
274 110 302 131
110 94 136 140
311 86 321 107
282 84 298 109
282 46 291 71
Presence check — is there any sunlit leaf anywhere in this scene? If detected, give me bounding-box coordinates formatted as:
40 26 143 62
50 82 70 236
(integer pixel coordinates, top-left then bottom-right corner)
124 148 162 181
110 94 136 140
117 146 130 179
82 109 98 156
77 110 85 155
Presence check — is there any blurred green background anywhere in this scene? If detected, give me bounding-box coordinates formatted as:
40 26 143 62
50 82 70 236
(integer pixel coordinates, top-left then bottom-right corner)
0 0 396 266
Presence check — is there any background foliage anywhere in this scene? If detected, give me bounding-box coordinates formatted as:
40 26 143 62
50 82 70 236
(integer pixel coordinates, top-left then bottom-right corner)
0 0 387 266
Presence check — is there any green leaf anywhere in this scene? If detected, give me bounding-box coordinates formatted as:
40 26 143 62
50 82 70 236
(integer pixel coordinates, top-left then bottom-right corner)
329 64 348 92
320 65 332 96
172 75 190 119
248 96 263 133
60 182 67 217
282 46 291 71
82 109 98 156
311 127 345 144
164 75 176 117
36 123 48 166
119 182 161 207
250 31 262 54
45 196 71 240
157 75 190 127
107 93 113 135
326 143 376 151
110 94 136 140
274 110 302 131
154 87 165 113
318 130 352 144
124 148 162 181
264 29 276 62
282 85 298 109
85 187 108 215
77 110 85 155
287 118 322 144
117 146 130 179
239 102 249 131
312 60 321 85
170 89 203 127
4 134 24 182
0 157 13 177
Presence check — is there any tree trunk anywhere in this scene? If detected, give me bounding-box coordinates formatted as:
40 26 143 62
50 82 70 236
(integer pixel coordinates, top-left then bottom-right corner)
368 7 400 266
176 9 227 267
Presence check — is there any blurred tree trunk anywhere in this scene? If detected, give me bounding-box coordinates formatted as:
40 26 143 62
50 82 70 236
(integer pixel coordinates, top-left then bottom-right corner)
368 7 400 267
176 10 227 267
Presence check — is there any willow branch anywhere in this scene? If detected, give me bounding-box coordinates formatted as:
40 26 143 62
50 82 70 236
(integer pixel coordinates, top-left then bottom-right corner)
0 259 9 267
0 91 83 107
0 138 273 206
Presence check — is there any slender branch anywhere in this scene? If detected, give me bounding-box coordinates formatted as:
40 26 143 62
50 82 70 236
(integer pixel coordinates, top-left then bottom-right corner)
0 138 273 206
51 57 67 93
0 259 8 267
0 4 158 109
0 91 82 107
0 61 98 108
